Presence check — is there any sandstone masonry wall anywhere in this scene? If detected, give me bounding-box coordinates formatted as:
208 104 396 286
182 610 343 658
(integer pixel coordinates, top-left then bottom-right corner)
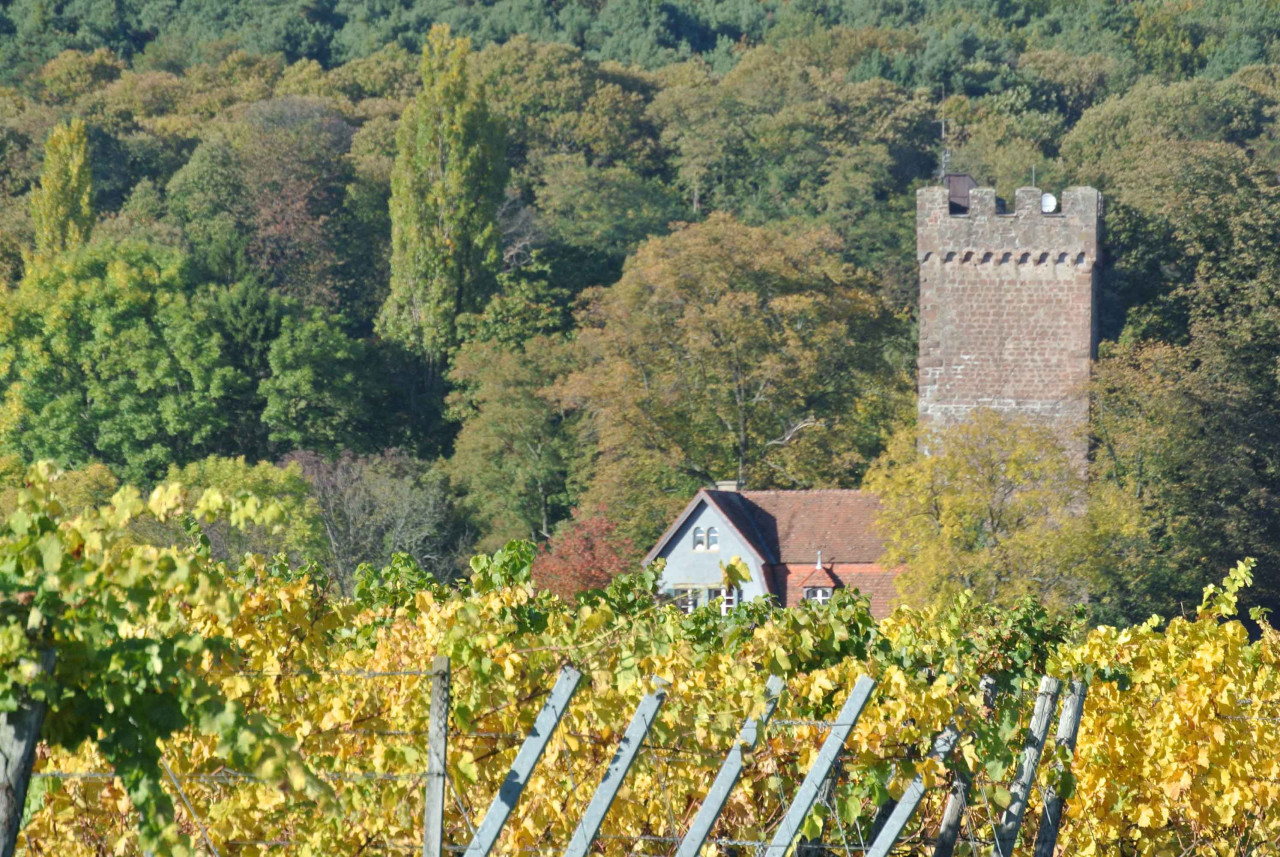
916 184 1102 457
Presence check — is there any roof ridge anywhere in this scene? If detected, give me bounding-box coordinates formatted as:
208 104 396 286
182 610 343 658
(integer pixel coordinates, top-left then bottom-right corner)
739 488 874 495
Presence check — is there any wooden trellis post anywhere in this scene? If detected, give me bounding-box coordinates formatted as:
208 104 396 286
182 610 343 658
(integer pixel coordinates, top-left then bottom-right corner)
1031 680 1087 857
762 676 877 857
991 676 1060 857
865 725 961 857
674 675 785 857
933 676 995 857
464 665 583 857
0 648 53 857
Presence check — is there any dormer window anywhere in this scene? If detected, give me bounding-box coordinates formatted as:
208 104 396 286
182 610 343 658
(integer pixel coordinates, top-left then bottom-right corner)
706 527 719 551
692 527 706 550
804 586 834 605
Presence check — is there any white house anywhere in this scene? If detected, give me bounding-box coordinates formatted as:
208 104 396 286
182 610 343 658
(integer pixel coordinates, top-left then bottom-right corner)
643 486 898 617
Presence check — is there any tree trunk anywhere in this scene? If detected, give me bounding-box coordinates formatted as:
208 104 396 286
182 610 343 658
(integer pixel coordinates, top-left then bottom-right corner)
0 648 54 857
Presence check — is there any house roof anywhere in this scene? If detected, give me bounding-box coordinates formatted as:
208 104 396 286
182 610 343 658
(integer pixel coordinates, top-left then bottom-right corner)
642 490 770 568
644 488 885 568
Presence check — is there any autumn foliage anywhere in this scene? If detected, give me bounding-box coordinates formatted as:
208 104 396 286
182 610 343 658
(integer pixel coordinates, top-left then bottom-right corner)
9 469 1280 856
530 510 638 600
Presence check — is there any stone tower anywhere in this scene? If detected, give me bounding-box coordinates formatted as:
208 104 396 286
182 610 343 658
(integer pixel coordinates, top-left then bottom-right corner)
915 181 1102 457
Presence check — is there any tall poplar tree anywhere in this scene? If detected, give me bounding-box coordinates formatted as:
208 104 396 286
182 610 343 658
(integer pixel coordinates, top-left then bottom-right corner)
379 25 508 364
28 119 93 267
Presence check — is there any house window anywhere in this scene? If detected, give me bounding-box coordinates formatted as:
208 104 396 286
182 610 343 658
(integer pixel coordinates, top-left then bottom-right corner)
674 586 699 614
692 527 706 550
719 586 739 616
804 586 834 605
706 527 720 551
672 586 742 615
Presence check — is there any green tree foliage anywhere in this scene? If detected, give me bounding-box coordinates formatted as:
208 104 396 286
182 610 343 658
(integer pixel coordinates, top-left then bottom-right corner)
472 36 660 177
448 336 578 546
648 46 932 297
447 260 582 547
534 154 684 260
567 213 912 543
378 25 507 364
200 277 289 462
259 310 383 455
0 242 240 483
28 119 93 267
164 98 370 312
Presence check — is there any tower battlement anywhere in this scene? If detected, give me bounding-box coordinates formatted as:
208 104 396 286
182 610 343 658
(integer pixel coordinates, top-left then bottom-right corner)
916 183 1102 455
916 185 1101 261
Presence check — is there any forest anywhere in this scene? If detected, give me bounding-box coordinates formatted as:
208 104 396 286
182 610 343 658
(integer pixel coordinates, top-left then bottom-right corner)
4 0 1280 624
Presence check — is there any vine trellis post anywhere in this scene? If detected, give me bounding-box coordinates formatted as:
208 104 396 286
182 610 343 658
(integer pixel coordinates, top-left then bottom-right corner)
423 654 450 857
463 665 583 857
430 662 1087 857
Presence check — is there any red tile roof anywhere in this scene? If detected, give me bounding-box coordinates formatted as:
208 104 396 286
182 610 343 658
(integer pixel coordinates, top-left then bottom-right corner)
644 489 886 568
708 489 885 564
772 562 901 618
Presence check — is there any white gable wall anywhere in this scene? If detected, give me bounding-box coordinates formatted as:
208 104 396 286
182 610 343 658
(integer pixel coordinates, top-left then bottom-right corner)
653 500 770 602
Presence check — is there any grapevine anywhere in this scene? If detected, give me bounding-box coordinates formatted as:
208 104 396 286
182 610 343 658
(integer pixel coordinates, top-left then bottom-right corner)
9 471 1280 856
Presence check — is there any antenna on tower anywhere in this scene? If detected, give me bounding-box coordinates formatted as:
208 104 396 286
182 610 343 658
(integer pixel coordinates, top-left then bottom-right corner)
935 85 951 182
936 117 951 181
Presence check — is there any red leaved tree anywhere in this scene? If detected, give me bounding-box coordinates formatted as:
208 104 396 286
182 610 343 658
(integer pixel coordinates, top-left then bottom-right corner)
531 511 640 601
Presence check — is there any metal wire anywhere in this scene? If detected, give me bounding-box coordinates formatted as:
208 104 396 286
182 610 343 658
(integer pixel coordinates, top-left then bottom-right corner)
162 758 221 857
35 769 428 783
214 667 448 679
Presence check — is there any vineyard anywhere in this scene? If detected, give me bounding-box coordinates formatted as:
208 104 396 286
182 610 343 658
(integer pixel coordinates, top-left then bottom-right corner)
7 471 1280 856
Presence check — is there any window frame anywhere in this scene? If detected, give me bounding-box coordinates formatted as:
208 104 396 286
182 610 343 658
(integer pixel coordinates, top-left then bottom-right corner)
673 585 699 614
692 527 707 551
803 586 834 605
706 527 720 551
669 585 743 615
720 586 739 616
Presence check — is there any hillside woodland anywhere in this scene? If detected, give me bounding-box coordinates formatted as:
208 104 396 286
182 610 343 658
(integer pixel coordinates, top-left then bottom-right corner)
4 0 1280 622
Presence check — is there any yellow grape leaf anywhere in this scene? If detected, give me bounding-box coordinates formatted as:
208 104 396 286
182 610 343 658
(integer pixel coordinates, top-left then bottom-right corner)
457 751 479 784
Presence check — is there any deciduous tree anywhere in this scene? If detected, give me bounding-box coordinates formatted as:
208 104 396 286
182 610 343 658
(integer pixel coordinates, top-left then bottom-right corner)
0 242 241 482
866 410 1147 614
566 213 911 544
448 335 579 547
287 449 472 592
27 118 92 266
377 25 507 364
531 511 639 601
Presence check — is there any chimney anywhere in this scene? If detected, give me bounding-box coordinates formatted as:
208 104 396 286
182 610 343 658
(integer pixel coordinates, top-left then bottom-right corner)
815 550 822 569
714 480 741 491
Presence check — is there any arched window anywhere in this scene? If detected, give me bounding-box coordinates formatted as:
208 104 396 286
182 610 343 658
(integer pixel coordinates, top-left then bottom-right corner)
692 527 706 550
706 527 719 551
